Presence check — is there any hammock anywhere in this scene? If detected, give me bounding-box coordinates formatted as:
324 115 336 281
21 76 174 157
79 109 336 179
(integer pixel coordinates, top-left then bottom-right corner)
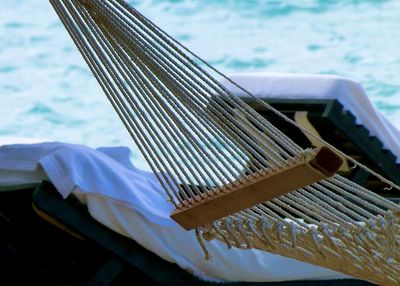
50 0 400 284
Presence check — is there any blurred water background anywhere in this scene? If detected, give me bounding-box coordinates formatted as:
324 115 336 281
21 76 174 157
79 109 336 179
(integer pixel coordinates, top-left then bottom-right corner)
1 0 400 164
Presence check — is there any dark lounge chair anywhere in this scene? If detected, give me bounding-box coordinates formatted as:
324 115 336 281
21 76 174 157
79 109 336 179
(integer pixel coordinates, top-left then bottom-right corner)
1 99 391 286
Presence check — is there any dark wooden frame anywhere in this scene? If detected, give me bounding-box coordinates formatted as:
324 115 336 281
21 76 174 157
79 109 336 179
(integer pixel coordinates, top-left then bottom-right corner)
32 181 374 286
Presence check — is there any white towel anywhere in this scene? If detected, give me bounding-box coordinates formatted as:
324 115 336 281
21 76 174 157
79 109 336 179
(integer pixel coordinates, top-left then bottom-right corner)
0 142 174 227
0 142 349 282
222 72 400 163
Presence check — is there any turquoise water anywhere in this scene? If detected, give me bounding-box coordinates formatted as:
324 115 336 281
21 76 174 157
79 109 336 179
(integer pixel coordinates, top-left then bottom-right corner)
1 0 400 154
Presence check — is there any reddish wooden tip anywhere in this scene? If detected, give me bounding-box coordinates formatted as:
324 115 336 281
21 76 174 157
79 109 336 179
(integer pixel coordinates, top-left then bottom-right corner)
310 146 343 177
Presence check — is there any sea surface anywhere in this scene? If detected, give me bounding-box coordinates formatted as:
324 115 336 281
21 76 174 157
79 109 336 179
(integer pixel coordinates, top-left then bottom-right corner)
1 0 400 166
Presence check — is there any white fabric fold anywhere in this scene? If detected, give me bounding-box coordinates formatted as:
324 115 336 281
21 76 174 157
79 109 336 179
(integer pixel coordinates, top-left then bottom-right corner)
0 141 349 282
0 142 174 227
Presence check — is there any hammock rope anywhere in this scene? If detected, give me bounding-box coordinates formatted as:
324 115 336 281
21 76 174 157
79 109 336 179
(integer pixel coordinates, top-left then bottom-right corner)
50 0 400 284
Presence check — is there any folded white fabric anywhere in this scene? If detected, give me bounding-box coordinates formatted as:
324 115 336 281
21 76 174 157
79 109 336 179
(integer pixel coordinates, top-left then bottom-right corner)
0 142 348 282
222 73 400 163
0 142 174 227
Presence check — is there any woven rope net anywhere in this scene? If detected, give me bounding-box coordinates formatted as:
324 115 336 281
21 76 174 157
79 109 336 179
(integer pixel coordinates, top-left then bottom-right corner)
50 0 400 284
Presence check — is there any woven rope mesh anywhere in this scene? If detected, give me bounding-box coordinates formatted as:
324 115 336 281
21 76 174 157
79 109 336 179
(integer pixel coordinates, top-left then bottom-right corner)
50 0 400 284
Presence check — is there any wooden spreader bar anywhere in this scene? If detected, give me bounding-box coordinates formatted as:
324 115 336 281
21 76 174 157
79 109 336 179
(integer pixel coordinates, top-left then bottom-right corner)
171 146 343 230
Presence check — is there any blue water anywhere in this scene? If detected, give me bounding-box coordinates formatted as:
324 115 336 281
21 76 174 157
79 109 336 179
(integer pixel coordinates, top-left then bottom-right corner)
1 0 400 154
